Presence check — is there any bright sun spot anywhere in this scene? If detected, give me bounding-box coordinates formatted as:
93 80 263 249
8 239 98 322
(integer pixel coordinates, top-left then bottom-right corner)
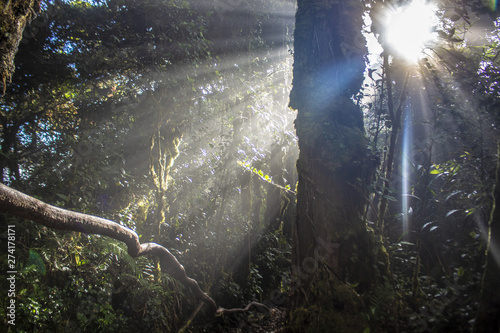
384 0 438 62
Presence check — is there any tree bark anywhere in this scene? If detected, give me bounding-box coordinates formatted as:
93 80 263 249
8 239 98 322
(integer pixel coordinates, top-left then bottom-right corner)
148 121 182 239
288 1 385 331
0 0 40 93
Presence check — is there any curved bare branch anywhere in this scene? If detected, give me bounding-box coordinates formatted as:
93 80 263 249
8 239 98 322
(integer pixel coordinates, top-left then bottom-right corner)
0 183 273 319
0 183 217 314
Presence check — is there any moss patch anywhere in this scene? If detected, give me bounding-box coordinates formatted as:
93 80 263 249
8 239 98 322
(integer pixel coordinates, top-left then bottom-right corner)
0 0 39 92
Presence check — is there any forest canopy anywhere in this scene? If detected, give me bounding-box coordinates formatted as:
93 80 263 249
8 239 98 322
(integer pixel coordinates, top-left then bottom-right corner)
1 0 500 332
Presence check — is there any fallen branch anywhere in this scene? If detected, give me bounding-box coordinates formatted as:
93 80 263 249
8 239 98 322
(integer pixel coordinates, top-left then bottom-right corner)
217 301 270 315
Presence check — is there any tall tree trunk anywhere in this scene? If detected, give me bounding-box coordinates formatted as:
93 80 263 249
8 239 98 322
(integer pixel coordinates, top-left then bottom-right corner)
148 121 182 239
288 1 386 331
474 139 500 333
377 56 408 232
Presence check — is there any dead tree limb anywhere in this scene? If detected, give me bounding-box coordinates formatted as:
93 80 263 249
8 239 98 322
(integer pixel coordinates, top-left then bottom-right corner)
0 183 218 311
217 301 270 315
0 183 272 318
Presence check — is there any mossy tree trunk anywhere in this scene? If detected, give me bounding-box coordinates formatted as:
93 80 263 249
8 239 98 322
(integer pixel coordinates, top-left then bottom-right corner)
474 139 500 333
288 1 385 331
0 0 40 93
148 118 182 239
124 92 183 241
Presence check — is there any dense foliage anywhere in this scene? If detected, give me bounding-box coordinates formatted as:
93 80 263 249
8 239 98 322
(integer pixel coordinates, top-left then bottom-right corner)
362 1 500 331
0 0 499 332
1 0 296 331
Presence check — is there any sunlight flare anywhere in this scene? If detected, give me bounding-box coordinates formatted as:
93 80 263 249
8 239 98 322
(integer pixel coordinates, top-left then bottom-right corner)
401 103 413 239
384 0 438 61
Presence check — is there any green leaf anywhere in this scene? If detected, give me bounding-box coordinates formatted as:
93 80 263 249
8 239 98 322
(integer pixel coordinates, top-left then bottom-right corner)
421 221 435 231
465 208 476 216
445 191 462 201
383 195 397 202
56 193 68 201
445 209 460 218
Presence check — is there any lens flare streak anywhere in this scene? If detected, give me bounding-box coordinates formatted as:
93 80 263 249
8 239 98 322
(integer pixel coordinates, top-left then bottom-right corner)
401 102 413 239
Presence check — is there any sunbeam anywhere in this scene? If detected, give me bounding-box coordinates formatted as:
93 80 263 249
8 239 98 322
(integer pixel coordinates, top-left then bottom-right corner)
5 0 500 330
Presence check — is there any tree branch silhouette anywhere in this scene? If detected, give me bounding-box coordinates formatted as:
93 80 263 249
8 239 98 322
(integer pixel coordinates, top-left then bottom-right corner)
0 183 268 318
